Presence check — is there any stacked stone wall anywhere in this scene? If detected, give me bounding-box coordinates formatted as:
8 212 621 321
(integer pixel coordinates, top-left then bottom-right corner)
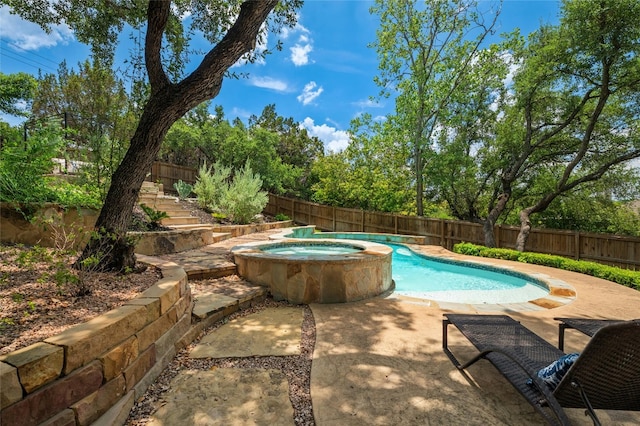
0 264 193 426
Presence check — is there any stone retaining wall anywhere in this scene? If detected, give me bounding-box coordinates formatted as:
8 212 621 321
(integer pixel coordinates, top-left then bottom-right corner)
0 203 98 249
0 262 193 426
131 228 216 255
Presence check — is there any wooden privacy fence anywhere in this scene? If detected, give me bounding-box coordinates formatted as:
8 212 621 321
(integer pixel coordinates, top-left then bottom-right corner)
147 161 197 193
265 194 640 270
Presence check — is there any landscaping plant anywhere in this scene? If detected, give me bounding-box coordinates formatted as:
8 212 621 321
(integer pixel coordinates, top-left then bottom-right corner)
453 242 640 291
173 179 193 200
139 204 169 230
221 161 268 225
193 162 230 213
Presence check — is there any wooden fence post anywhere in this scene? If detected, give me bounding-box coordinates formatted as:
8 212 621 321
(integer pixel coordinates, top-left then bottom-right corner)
292 199 296 223
496 225 501 248
440 219 445 247
394 214 398 235
575 231 580 260
332 206 336 231
361 210 365 232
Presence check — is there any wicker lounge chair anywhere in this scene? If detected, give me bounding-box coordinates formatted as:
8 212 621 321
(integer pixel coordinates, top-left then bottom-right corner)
442 314 640 426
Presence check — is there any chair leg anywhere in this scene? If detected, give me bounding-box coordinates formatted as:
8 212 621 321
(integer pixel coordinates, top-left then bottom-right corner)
572 380 601 426
442 318 463 368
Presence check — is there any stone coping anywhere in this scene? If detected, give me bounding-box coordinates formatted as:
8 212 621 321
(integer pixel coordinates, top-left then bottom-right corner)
209 220 294 237
231 238 392 261
0 259 193 426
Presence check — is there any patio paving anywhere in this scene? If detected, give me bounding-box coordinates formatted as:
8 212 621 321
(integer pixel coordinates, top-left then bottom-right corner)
147 230 640 425
146 368 294 426
190 307 304 358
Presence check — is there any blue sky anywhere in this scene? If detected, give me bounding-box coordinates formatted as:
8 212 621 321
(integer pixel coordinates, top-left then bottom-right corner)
0 1 561 152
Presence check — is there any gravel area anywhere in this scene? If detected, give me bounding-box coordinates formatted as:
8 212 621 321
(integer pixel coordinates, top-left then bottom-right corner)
125 295 316 426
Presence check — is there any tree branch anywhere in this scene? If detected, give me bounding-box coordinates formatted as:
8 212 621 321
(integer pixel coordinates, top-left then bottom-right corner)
145 1 171 92
182 0 278 99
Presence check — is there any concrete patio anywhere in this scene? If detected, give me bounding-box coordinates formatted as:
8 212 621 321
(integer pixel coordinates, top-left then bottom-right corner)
142 230 640 425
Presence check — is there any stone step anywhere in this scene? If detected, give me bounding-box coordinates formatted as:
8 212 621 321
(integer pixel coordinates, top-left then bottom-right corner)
150 196 180 205
211 232 232 243
191 287 267 322
139 198 181 210
157 207 189 215
161 216 201 226
139 184 164 197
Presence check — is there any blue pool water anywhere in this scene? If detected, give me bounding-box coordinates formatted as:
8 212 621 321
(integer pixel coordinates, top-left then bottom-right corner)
389 244 549 304
262 243 362 256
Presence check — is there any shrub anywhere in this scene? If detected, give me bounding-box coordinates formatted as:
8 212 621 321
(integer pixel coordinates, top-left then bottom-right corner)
193 162 230 212
221 161 268 224
47 179 102 210
275 213 290 221
173 179 193 200
453 242 640 291
0 123 63 204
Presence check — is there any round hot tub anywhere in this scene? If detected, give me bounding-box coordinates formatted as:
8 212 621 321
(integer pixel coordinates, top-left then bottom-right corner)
231 239 393 304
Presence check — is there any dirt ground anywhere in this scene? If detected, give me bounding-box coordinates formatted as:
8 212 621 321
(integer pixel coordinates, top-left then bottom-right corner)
0 244 160 355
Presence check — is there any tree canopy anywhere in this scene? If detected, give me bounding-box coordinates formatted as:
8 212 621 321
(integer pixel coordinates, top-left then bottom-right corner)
2 0 301 270
0 72 37 117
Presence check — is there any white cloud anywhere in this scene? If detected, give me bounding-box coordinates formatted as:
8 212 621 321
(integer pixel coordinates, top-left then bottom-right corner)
286 22 313 66
291 41 313 66
353 99 383 109
300 117 350 153
280 20 306 40
297 81 323 105
231 107 252 120
249 76 289 92
373 115 387 122
0 6 74 50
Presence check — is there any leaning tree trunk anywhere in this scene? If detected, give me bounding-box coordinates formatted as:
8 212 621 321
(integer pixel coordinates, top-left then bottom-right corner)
483 192 510 247
75 0 279 272
514 207 534 251
76 95 185 271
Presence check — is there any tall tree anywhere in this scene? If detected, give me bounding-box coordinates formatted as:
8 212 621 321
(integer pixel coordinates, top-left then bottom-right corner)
494 0 640 250
3 0 300 270
425 42 512 225
248 104 324 198
369 0 501 216
32 60 137 195
248 104 324 169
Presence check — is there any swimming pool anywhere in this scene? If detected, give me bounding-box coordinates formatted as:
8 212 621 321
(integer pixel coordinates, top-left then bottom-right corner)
389 244 549 304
